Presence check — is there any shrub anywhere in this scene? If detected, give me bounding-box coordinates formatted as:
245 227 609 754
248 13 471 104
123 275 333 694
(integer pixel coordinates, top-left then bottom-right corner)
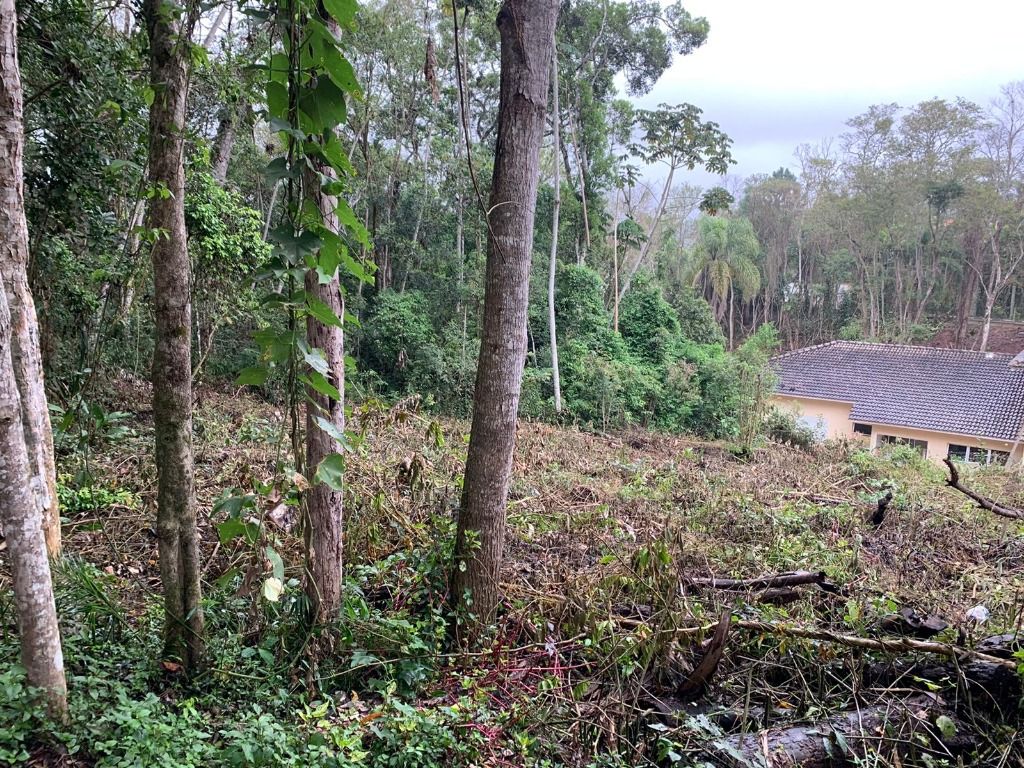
619 273 680 367
764 408 815 450
669 287 724 345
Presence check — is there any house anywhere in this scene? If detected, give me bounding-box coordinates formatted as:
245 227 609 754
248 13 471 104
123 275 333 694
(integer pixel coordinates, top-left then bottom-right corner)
771 341 1024 466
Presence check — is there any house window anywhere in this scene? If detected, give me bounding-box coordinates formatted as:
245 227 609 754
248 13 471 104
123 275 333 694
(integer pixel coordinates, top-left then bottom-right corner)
879 435 928 457
947 444 1011 466
853 423 872 436
948 444 969 461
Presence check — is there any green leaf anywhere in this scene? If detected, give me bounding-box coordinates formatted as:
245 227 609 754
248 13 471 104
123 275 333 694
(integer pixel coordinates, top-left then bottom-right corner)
213 494 254 517
236 367 269 386
335 198 370 247
317 235 343 283
217 517 260 545
315 453 345 490
268 52 289 84
300 342 330 376
268 225 322 261
264 156 294 184
299 78 347 132
265 545 285 581
935 715 956 740
303 371 340 401
305 294 343 328
322 50 361 97
318 132 355 177
268 116 306 142
265 81 288 121
315 416 348 446
322 0 357 25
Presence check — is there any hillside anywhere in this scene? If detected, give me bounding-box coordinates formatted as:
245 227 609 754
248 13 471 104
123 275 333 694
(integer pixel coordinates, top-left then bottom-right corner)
10 386 1024 767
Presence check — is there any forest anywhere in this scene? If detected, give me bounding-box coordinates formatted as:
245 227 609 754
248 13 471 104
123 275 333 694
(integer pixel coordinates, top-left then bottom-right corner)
2 0 1024 766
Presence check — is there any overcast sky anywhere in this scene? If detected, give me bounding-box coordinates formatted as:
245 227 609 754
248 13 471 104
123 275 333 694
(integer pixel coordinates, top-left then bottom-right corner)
635 0 1024 190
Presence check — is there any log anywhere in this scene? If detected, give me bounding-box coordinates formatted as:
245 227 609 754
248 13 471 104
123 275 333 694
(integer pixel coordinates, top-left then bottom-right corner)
712 694 970 768
943 458 1024 520
863 659 1021 714
685 570 839 593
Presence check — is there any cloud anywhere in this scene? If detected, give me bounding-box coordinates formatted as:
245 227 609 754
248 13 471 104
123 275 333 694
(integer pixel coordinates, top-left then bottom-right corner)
634 0 1024 186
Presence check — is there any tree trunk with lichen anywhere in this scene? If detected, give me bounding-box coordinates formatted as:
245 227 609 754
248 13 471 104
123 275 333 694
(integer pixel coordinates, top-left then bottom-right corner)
451 0 558 631
0 0 67 713
0 0 59 558
144 0 205 670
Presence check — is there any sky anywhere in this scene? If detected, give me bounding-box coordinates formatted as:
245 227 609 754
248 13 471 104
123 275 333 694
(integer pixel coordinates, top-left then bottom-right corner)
636 0 1024 190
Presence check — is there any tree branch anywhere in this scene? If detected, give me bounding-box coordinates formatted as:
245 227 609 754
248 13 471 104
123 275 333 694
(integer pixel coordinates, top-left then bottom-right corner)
943 458 1024 520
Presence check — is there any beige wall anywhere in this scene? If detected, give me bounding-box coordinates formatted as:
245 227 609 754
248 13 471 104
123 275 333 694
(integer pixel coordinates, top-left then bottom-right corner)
771 395 859 441
771 394 1022 464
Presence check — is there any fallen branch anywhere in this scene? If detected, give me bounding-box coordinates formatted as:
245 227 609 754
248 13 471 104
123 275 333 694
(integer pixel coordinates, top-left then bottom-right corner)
677 610 730 698
739 620 1017 668
684 570 835 591
943 458 1024 520
616 617 1019 669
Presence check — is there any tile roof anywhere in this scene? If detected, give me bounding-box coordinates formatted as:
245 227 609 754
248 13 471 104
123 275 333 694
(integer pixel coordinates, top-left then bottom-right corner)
772 341 1024 442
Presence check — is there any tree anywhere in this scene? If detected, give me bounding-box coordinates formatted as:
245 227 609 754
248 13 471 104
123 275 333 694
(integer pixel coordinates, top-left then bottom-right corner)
548 43 562 413
618 103 732 300
0 0 67 716
143 0 205 669
976 221 1024 351
451 0 559 630
0 0 59 557
690 216 761 348
302 11 347 626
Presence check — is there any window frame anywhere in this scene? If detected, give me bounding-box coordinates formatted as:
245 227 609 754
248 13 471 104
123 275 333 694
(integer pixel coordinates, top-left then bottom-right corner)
878 434 928 457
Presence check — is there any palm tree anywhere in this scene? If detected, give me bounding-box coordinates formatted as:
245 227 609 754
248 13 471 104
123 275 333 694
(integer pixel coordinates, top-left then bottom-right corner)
690 216 761 347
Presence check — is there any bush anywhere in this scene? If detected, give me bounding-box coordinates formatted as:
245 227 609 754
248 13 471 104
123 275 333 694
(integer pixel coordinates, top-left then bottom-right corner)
764 408 815 450
669 287 724 345
619 273 680 367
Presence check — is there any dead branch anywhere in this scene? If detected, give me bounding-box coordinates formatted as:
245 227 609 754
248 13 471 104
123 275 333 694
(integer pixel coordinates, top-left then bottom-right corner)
725 620 1018 669
677 610 730 698
943 458 1024 520
616 617 1019 669
870 490 893 526
685 569 838 592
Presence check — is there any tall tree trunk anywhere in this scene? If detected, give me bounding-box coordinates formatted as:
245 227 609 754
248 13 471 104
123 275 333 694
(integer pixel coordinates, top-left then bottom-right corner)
0 286 67 719
0 0 59 557
979 297 995 352
210 101 243 183
611 187 619 333
618 164 675 302
451 0 558 630
955 243 982 347
547 44 561 414
567 107 590 261
0 0 67 714
144 0 205 669
303 161 345 625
